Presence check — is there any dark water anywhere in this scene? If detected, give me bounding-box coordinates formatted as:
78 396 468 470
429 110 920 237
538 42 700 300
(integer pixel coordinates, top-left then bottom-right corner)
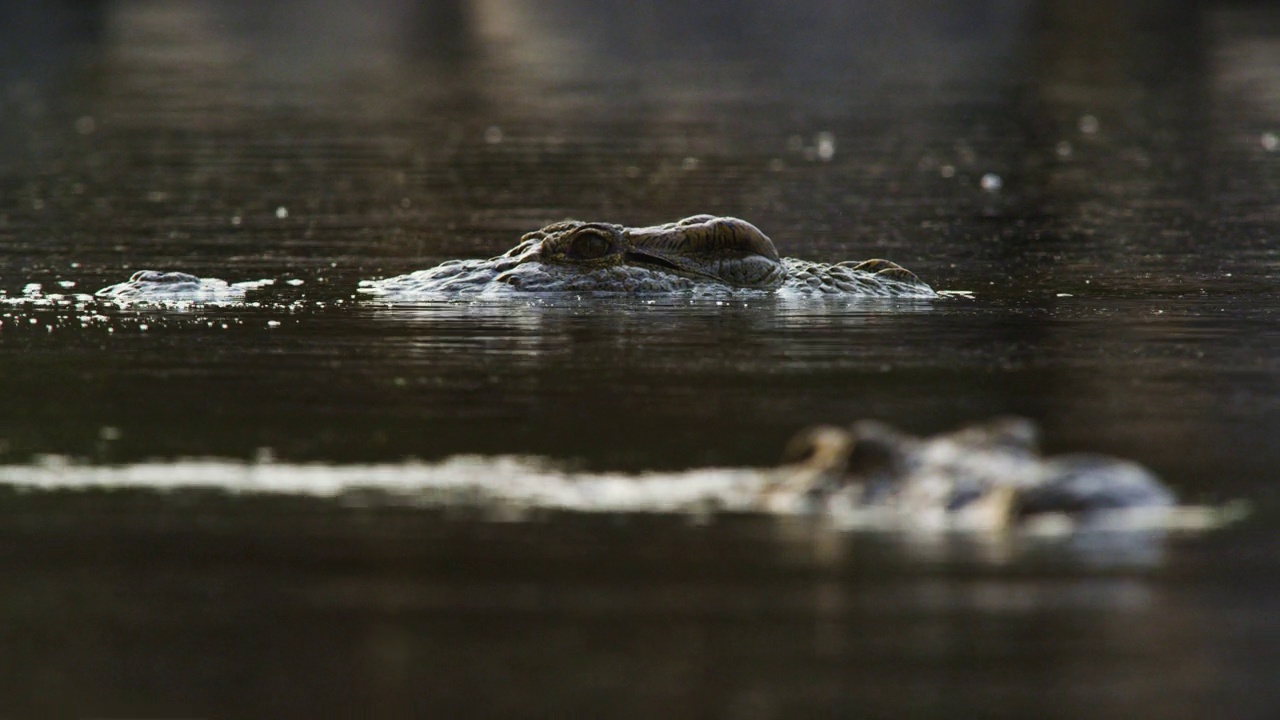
2 0 1280 717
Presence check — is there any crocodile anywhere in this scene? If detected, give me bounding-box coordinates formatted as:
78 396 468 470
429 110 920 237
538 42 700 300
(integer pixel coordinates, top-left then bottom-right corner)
770 417 1176 530
360 214 936 298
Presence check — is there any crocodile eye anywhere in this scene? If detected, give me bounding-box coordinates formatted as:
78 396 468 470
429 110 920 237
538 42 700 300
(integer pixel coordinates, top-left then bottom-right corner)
568 231 612 260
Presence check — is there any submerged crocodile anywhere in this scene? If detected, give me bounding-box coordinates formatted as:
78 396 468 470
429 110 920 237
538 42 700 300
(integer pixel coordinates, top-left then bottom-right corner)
361 215 936 298
770 417 1177 530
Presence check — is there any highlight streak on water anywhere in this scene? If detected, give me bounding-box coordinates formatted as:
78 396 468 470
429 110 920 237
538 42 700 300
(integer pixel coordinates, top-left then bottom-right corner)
0 457 769 513
0 457 1236 540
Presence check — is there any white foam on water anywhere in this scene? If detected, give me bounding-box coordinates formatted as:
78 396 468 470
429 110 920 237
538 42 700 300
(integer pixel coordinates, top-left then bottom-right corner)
94 271 276 307
0 282 97 309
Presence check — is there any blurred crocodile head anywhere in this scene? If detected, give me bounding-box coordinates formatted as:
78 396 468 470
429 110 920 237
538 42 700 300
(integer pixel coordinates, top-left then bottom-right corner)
769 417 1174 528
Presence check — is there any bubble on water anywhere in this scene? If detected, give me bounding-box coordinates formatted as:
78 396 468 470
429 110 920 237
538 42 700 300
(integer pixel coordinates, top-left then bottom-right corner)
231 215 242 226
980 173 1003 192
1079 114 1100 134
57 281 76 289
940 165 956 178
275 206 288 219
484 126 503 144
816 131 836 161
768 158 785 171
1262 132 1279 152
267 320 281 328
286 279 305 286
99 426 122 441
1056 140 1073 158
681 157 699 170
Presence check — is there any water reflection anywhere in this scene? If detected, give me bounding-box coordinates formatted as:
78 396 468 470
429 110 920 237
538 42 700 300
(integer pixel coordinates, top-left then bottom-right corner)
767 511 1175 568
372 294 939 333
0 490 1264 718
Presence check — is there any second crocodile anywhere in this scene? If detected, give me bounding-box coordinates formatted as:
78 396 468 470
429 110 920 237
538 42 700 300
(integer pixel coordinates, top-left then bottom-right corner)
770 417 1180 531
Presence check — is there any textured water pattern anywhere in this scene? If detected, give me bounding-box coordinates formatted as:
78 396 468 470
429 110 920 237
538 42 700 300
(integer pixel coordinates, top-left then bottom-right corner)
360 257 937 300
94 271 275 306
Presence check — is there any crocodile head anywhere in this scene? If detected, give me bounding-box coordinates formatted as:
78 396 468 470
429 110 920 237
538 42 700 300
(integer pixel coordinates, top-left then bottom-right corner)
360 214 936 298
767 417 1172 526
500 214 787 290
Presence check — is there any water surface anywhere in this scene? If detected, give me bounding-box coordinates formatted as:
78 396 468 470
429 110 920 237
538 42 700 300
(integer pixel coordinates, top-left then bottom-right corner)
2 0 1279 717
